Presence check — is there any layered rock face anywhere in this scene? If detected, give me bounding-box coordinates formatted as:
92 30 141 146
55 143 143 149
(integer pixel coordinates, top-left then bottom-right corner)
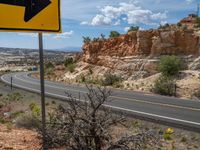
81 29 200 79
82 30 200 64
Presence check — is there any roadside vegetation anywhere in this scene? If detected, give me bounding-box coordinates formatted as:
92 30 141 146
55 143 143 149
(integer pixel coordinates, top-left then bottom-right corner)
64 57 76 73
0 76 199 149
79 72 122 88
152 55 182 96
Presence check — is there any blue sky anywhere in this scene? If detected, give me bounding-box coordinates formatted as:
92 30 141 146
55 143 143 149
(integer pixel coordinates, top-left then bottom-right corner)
0 0 199 50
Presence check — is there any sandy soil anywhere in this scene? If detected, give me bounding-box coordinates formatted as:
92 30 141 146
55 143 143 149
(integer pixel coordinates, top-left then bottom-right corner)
123 70 200 100
0 125 40 150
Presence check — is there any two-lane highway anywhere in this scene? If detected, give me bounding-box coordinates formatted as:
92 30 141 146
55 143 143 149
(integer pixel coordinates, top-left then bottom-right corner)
1 72 200 132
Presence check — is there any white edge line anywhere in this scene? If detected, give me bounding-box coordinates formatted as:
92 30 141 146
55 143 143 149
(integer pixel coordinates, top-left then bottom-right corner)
15 73 87 93
1 74 200 127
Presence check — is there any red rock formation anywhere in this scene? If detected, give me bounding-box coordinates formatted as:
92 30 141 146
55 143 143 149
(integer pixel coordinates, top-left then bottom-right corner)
82 29 200 65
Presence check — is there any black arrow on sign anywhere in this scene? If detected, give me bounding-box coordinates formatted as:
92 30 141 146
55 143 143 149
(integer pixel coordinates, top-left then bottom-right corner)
0 0 51 22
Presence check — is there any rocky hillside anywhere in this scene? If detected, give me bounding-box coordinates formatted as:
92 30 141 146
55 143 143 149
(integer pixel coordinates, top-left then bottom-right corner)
80 29 200 79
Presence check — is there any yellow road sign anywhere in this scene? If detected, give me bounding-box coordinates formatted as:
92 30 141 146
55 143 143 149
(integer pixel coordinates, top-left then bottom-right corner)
0 0 61 32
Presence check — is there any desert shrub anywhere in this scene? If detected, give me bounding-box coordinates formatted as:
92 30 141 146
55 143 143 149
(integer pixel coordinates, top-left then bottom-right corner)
163 133 172 140
83 36 91 43
15 113 41 129
93 37 100 42
29 102 41 117
196 17 200 27
182 25 188 30
127 26 139 32
158 23 170 29
177 22 182 27
163 128 174 140
181 137 187 142
153 76 176 96
64 57 74 67
45 62 54 69
10 111 25 119
194 88 200 99
100 33 106 40
109 31 120 38
0 117 6 124
37 86 160 149
28 67 33 71
89 67 93 75
67 63 76 73
158 55 182 77
80 75 86 83
6 92 23 102
15 103 41 129
102 73 122 86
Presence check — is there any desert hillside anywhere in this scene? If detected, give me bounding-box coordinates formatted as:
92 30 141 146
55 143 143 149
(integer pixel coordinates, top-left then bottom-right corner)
35 21 200 100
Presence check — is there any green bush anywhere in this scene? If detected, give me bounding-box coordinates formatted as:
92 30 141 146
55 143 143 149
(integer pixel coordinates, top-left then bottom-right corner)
45 62 54 69
10 111 25 119
109 31 120 38
64 57 74 67
67 64 76 73
127 26 139 32
28 68 33 71
158 23 170 30
158 56 182 77
15 113 41 129
29 102 41 117
102 73 122 86
194 88 200 99
153 76 176 96
164 133 172 140
196 17 200 27
6 92 23 102
82 36 91 43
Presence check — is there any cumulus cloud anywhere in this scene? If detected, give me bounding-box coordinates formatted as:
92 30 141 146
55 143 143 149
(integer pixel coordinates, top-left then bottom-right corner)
91 14 112 26
54 30 74 39
90 2 167 26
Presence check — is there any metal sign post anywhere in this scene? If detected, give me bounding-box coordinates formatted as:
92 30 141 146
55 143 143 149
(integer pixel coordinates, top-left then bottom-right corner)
38 33 47 150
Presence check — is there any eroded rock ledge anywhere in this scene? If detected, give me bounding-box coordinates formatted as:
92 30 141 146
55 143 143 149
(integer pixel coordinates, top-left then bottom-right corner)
82 29 200 66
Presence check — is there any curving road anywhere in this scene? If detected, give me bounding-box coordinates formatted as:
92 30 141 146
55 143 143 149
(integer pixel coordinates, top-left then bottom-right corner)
1 72 200 132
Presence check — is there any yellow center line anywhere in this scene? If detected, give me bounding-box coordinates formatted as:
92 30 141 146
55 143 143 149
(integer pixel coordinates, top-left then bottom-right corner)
111 96 200 112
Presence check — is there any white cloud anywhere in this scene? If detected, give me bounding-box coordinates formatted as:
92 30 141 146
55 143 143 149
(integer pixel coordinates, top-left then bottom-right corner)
90 2 167 26
114 20 121 26
91 14 112 26
18 33 51 38
186 0 193 4
54 30 74 39
80 21 89 25
18 33 37 38
160 20 168 26
124 27 130 32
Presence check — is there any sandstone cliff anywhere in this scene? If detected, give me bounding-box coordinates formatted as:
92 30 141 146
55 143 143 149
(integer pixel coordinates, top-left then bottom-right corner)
82 29 200 65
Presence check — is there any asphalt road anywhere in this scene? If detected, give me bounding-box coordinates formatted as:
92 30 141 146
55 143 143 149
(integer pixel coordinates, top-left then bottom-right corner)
1 72 200 132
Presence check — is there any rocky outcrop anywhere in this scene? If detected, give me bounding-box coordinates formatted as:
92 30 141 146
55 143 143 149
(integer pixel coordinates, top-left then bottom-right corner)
82 29 200 65
189 57 200 70
80 29 200 79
